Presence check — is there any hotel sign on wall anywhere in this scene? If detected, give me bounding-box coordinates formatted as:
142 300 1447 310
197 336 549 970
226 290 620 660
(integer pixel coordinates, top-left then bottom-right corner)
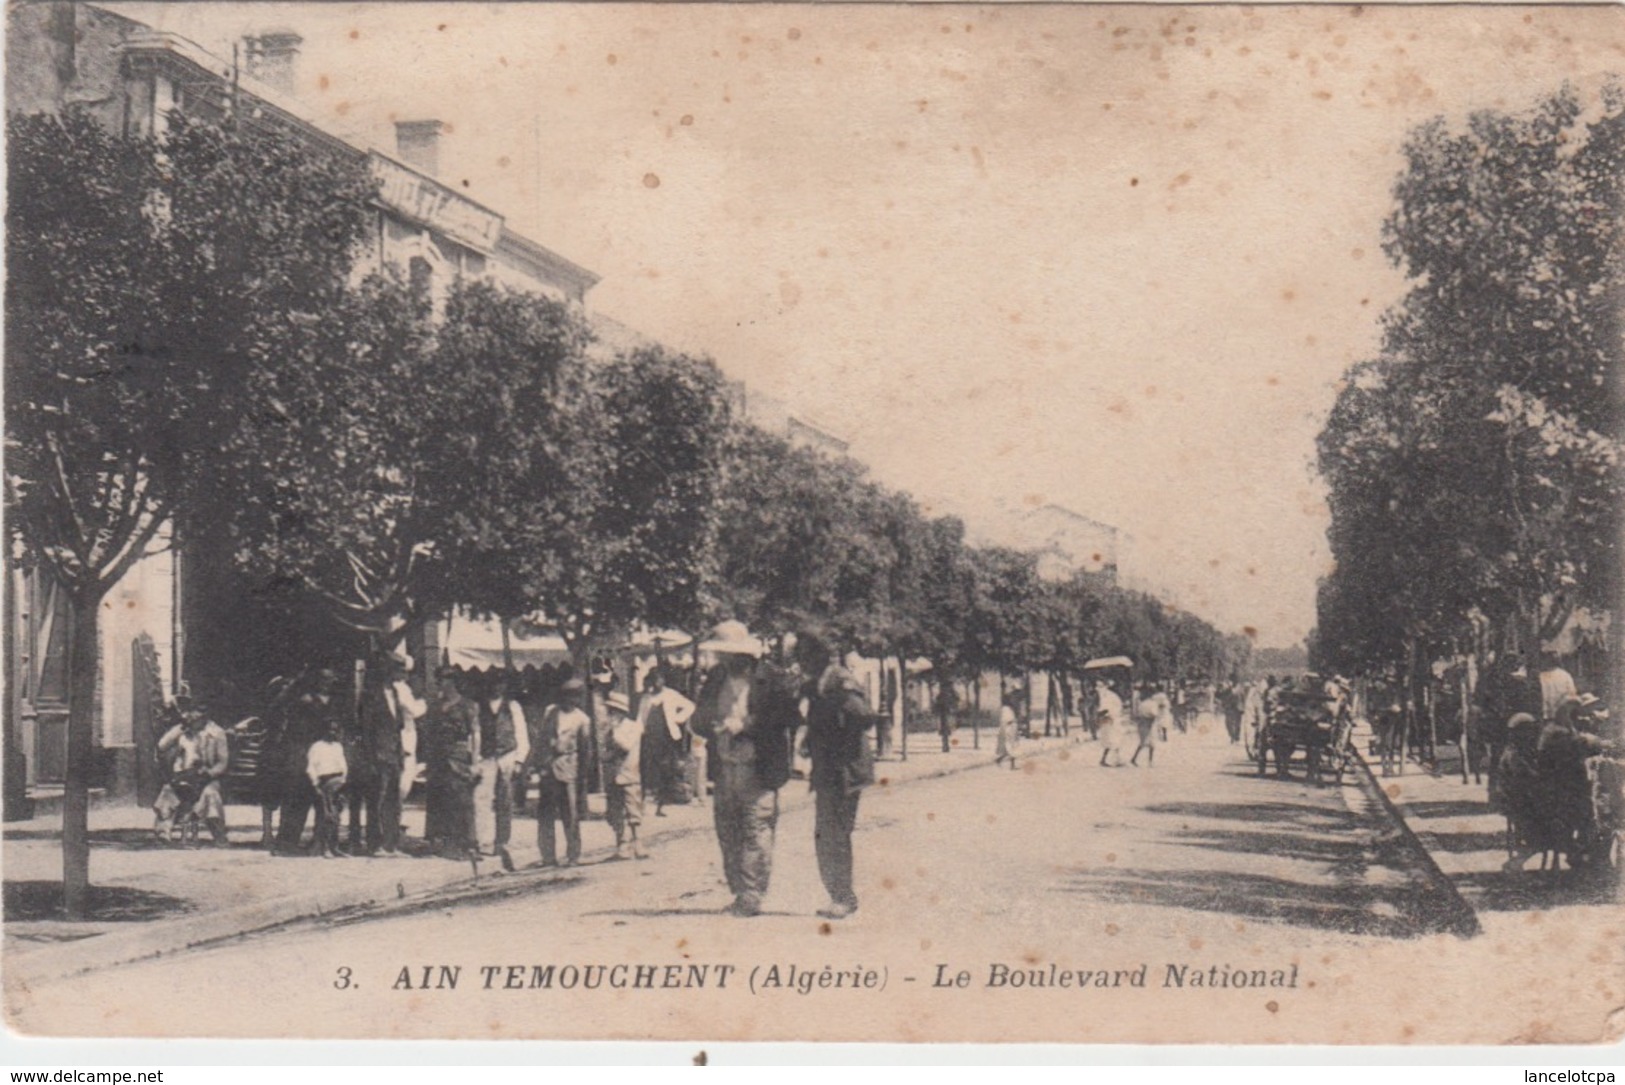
370 153 504 254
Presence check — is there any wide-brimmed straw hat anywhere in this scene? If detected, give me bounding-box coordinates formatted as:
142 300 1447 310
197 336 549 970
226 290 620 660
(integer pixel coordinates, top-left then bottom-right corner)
605 691 631 714
699 619 765 658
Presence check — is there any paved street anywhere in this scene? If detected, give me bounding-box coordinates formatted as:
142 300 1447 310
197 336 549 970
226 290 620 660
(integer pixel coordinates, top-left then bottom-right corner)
7 722 1621 1044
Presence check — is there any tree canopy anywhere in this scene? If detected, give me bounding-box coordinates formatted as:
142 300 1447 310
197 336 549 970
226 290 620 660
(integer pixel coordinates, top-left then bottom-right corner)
1317 83 1624 676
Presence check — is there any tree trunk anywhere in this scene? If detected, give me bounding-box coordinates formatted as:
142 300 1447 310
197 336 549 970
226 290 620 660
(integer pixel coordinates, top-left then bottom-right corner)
972 672 982 750
63 589 100 919
896 653 908 762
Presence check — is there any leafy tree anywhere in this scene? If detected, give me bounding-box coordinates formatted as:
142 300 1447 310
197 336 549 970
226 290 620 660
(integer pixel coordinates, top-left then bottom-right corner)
217 272 444 646
1319 85 1624 694
5 108 376 915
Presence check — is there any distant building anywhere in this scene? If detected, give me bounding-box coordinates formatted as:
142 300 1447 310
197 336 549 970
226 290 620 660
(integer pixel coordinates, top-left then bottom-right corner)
1004 503 1125 584
725 382 850 456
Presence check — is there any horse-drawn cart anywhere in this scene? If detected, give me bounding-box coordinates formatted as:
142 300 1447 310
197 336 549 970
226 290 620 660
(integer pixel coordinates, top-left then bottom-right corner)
1257 680 1355 785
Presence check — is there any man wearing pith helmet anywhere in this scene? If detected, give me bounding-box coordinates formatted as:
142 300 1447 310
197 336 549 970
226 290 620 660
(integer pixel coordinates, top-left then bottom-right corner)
690 620 796 917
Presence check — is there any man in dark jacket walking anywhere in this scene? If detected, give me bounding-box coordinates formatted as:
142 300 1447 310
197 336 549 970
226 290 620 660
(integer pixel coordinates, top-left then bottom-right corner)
691 621 795 917
798 630 874 920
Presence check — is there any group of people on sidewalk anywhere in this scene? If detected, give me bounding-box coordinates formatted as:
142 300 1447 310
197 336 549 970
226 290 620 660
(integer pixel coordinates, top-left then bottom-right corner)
147 617 886 922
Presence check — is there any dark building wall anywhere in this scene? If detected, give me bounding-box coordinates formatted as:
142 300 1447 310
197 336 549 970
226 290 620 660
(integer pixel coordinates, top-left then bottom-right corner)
6 3 142 130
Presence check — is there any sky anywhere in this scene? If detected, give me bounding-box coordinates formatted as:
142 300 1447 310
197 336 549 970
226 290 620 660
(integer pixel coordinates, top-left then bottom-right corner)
107 2 1625 648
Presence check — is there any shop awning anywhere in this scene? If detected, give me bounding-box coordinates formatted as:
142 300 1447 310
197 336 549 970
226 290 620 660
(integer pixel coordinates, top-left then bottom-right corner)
440 613 571 671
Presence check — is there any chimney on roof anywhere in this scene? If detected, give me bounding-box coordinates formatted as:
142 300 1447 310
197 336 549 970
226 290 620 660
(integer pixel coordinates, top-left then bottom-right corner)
394 120 444 177
243 29 302 96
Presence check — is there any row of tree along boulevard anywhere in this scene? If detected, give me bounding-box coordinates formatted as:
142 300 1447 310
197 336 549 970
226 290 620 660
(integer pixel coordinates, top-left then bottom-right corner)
6 108 1249 916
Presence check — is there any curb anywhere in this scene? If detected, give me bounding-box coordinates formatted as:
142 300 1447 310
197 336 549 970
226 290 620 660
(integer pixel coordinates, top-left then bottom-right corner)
7 738 1070 987
1348 744 1482 939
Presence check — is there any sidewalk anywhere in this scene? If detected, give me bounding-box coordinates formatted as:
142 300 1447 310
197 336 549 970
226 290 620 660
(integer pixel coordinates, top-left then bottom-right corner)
1347 720 1620 918
3 727 1072 988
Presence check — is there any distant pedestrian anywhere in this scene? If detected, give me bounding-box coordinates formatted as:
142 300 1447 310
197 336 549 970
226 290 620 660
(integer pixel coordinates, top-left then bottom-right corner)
1219 682 1244 745
798 630 874 920
1131 684 1170 768
937 682 957 753
994 690 1020 770
1095 680 1126 768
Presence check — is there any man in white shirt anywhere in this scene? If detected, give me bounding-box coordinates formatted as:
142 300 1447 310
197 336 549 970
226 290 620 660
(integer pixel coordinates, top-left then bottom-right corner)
533 679 591 867
1538 653 1578 721
386 657 428 806
636 668 696 814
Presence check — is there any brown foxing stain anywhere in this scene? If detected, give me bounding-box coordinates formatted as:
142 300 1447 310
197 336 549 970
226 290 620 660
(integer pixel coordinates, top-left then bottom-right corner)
881 877 897 890
1058 749 1070 761
818 922 832 935
606 53 618 65
680 114 694 126
1265 1000 1280 1014
919 938 932 951
497 156 510 168
1105 923 1120 935
1189 937 1203 950
787 27 801 40
1022 760 1036 774
1385 783 1401 798
335 101 351 117
1105 852 1117 862
317 74 330 91
985 813 997 824
643 173 661 189
347 29 359 40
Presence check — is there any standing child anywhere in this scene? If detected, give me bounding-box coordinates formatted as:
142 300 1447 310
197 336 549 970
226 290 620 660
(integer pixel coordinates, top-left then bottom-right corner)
605 691 648 860
306 719 349 858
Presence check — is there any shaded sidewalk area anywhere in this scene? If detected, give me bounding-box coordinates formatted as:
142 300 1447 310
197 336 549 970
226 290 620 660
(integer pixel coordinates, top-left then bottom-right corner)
4 727 1068 988
1349 722 1621 916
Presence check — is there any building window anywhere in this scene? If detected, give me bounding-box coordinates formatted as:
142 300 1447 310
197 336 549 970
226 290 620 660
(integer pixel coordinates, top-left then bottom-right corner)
409 255 433 298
